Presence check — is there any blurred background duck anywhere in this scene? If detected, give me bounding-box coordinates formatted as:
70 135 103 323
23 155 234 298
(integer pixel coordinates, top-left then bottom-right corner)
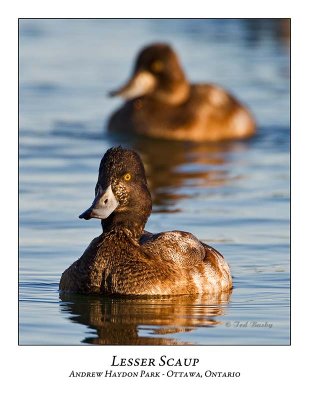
108 43 256 141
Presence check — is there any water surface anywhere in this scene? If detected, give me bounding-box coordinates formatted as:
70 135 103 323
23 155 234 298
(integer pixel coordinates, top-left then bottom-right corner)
19 19 290 345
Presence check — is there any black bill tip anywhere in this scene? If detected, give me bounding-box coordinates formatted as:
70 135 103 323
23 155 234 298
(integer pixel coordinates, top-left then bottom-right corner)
79 209 92 220
108 89 118 97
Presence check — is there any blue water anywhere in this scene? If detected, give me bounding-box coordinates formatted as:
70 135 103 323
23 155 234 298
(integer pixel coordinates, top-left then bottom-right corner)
19 19 290 345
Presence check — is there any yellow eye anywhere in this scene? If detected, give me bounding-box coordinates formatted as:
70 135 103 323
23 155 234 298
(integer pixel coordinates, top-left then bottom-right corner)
151 60 164 72
124 173 131 181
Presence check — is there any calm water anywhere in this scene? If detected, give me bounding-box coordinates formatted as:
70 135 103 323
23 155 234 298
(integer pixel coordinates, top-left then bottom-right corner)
19 19 290 345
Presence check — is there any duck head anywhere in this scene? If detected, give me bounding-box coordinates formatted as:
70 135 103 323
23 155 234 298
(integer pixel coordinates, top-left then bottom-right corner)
109 43 190 104
79 147 152 237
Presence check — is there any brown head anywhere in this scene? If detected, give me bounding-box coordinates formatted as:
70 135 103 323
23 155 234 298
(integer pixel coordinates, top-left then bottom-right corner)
79 147 152 237
109 43 189 104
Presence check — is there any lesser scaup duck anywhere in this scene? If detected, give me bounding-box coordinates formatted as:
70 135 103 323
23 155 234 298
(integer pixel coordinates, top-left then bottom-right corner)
108 43 256 142
59 147 232 295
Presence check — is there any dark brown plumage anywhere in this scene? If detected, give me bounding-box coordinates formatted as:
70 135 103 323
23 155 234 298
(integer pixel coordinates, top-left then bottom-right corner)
108 43 256 141
59 147 232 295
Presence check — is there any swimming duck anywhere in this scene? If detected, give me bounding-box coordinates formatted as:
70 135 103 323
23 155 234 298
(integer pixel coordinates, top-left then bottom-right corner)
59 147 232 295
108 43 256 142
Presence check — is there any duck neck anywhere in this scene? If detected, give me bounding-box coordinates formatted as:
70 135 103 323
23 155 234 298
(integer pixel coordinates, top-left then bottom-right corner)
101 212 148 241
153 77 190 105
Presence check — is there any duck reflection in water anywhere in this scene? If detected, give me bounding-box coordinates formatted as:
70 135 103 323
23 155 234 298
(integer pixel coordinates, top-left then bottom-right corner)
59 291 231 345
